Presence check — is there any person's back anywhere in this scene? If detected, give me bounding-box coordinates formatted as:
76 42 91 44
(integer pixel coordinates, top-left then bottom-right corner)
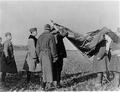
36 24 58 89
38 32 53 51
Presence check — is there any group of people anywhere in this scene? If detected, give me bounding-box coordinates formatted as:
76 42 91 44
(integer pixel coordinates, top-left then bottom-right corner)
0 23 120 90
0 23 68 90
0 33 17 83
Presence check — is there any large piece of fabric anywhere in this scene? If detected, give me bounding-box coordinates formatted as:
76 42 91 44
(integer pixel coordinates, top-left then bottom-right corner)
65 27 118 73
36 31 58 82
66 27 119 57
52 24 120 73
0 40 17 73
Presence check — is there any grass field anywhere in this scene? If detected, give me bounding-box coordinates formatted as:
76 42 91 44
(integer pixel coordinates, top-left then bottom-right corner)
14 50 93 73
0 50 120 91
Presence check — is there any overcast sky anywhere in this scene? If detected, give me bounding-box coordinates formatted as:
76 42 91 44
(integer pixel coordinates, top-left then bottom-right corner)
0 1 119 49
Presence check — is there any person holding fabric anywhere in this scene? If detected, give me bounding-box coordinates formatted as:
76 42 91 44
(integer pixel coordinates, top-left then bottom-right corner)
23 28 40 83
108 33 120 87
51 25 68 87
92 33 112 87
36 24 58 90
1 32 17 83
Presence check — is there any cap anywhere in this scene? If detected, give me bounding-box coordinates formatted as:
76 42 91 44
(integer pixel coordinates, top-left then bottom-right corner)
5 32 11 37
44 24 51 30
29 28 37 33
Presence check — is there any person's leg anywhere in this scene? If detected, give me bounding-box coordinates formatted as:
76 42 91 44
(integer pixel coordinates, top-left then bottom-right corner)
41 81 46 90
95 72 103 87
1 72 6 82
53 62 57 81
57 58 63 87
118 73 120 87
27 71 31 83
100 72 104 86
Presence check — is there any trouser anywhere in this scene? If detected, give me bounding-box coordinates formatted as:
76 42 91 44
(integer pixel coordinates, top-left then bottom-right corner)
53 57 63 84
97 72 104 85
27 71 31 83
1 72 6 82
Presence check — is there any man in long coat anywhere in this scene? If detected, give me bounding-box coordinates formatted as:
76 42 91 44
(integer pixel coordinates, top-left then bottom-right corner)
0 32 17 83
51 26 68 87
36 24 58 89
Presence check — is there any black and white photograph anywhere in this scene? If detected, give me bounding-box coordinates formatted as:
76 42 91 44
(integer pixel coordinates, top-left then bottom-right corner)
0 0 120 91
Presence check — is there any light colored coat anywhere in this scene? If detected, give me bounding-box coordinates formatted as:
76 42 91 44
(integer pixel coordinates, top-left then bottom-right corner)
23 38 41 72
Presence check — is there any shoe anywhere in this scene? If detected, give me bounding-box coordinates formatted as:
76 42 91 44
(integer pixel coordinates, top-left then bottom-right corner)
94 82 101 88
56 83 62 88
118 84 120 87
41 82 46 90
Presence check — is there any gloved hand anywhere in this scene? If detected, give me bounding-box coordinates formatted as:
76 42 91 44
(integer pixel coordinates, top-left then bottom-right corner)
53 57 58 63
6 56 11 65
34 58 39 64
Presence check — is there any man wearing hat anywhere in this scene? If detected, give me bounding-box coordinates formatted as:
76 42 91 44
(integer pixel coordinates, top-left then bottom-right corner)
1 32 17 83
23 28 40 83
50 25 68 88
36 24 58 90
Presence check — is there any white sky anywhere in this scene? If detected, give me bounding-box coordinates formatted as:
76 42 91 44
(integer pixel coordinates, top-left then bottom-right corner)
0 1 119 50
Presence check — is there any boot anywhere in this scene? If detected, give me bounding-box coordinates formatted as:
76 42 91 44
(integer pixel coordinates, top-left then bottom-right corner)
56 81 62 88
118 73 120 87
41 82 46 90
1 72 6 82
95 73 103 87
27 71 31 83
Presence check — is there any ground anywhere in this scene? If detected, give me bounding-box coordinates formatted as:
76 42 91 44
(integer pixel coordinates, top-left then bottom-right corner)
0 50 120 91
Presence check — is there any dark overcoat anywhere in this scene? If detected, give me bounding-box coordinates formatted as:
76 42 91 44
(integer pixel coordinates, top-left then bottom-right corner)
0 40 17 73
52 30 67 82
55 32 67 58
36 31 58 82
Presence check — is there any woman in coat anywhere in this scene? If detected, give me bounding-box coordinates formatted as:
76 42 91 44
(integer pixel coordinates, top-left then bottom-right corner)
108 40 120 86
23 28 40 83
0 32 17 82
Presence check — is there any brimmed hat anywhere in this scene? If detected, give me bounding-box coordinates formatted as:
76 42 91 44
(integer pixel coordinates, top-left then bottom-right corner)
29 28 37 33
44 24 51 30
5 32 11 37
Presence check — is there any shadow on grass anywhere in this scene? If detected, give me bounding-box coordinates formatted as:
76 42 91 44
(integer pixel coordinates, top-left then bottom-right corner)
0 71 42 91
61 72 97 88
0 71 99 91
